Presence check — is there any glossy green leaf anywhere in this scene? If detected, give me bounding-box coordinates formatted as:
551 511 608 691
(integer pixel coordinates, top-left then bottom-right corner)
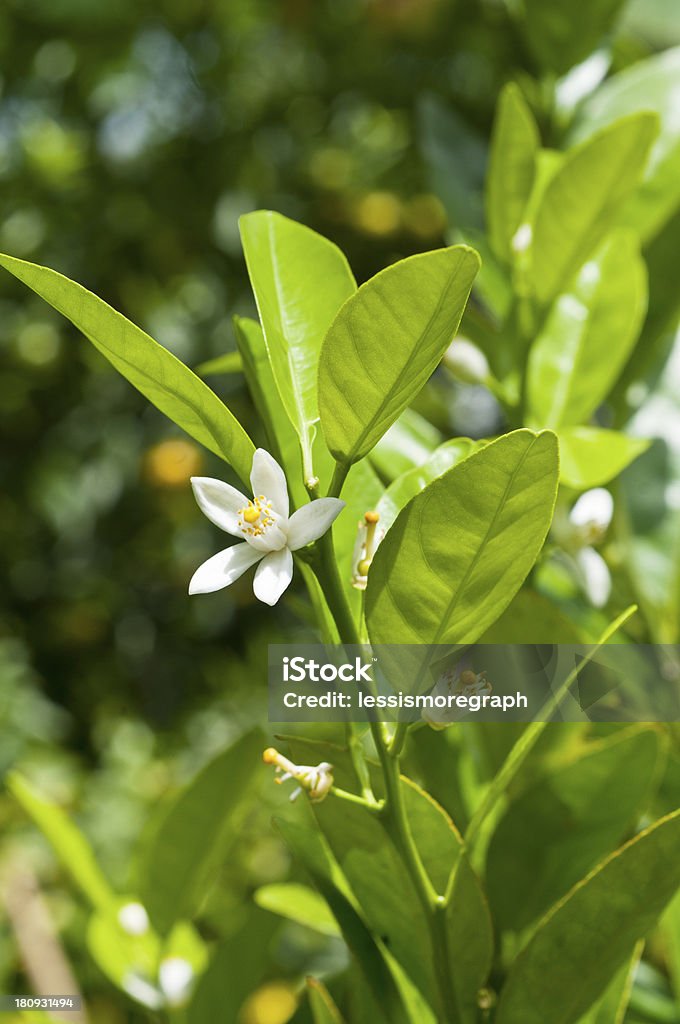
479 589 583 643
527 114 658 304
376 438 481 534
401 780 493 1024
239 211 356 482
576 943 642 1024
527 231 648 428
307 978 346 1024
370 409 443 482
559 427 650 489
571 47 680 242
274 816 424 1024
8 772 114 912
138 728 264 935
486 727 662 933
518 0 627 75
254 883 340 937
312 795 437 1007
0 253 255 484
366 430 559 645
486 83 539 265
233 315 306 506
495 808 680 1024
318 246 479 465
193 350 243 376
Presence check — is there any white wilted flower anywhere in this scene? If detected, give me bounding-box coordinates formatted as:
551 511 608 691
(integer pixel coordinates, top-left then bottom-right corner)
189 449 345 606
422 660 492 730
351 510 384 590
553 488 614 608
263 747 334 803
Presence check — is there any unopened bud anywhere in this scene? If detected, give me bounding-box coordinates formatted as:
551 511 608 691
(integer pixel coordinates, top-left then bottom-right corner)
444 338 489 385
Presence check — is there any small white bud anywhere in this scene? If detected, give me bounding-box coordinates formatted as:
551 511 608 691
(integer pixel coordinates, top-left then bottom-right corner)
444 339 489 385
159 957 195 1007
118 901 150 936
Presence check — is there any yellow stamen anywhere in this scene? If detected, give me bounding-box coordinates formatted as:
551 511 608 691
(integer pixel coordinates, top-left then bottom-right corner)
243 504 261 524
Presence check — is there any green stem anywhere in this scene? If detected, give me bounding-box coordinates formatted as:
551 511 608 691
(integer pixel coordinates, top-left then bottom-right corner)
378 736 459 1022
332 785 382 811
312 531 360 646
328 460 350 499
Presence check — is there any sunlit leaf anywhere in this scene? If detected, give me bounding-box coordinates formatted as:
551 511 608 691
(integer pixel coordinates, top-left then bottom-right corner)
366 430 559 644
239 211 355 483
254 882 340 937
0 253 255 484
558 427 650 489
486 83 540 264
527 231 647 428
318 246 479 465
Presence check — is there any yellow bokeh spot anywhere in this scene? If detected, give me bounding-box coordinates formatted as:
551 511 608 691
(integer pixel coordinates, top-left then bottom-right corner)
240 982 298 1024
353 191 402 236
145 439 203 488
402 194 447 239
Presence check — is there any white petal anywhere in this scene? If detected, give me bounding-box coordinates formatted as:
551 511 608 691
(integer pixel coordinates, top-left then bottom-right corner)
189 544 262 594
570 488 614 530
575 547 611 608
253 547 294 605
250 448 289 518
286 498 345 551
191 477 248 535
242 516 289 554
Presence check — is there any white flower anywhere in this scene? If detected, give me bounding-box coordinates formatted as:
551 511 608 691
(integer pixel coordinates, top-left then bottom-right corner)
422 660 491 729
552 488 614 608
189 449 345 606
263 747 334 803
351 511 384 590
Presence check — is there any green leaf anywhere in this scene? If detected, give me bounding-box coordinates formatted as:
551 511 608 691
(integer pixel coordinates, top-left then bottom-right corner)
376 438 482 534
558 427 650 489
526 114 658 305
486 83 540 265
495 808 680 1024
254 883 340 937
312 795 438 1008
366 429 559 645
527 231 648 429
7 772 114 912
479 589 583 643
307 978 346 1024
318 246 480 465
575 943 642 1024
187 908 273 1024
486 727 662 933
138 728 264 935
194 350 243 376
517 0 627 75
0 253 255 484
571 47 680 242
401 780 493 1024
274 816 422 1024
239 211 356 483
370 409 443 482
233 315 307 506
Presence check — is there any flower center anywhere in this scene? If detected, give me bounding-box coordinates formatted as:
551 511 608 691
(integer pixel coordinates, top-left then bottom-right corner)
238 495 276 537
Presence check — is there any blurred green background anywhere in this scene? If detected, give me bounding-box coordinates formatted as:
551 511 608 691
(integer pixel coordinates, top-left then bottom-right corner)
2 1 680 1021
